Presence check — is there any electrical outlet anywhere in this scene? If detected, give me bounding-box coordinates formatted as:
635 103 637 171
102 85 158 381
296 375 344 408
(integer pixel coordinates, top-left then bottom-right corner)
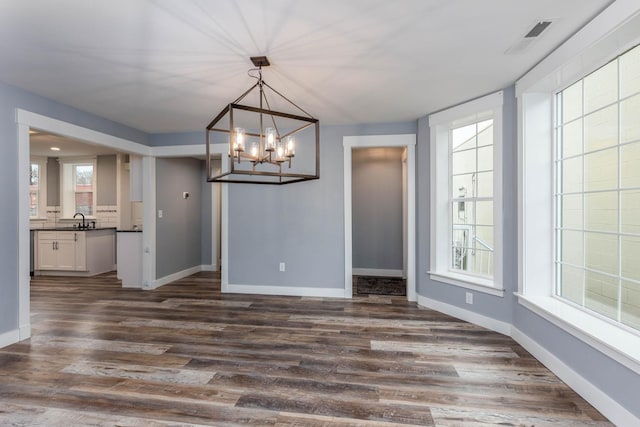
279 262 285 272
158 210 163 218
465 292 473 304
183 192 190 199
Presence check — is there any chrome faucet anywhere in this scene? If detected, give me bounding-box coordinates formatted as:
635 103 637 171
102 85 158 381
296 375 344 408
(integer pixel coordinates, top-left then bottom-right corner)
73 212 86 229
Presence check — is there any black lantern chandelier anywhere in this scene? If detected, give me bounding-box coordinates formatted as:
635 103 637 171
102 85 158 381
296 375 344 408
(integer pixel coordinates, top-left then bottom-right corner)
206 56 320 184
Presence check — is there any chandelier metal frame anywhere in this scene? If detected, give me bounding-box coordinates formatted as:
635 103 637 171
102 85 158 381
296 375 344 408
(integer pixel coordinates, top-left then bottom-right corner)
206 56 320 185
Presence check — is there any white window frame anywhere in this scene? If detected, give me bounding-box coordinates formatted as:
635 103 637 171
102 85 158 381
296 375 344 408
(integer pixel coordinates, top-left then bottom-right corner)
429 91 504 297
59 157 98 219
29 156 47 220
517 4 640 375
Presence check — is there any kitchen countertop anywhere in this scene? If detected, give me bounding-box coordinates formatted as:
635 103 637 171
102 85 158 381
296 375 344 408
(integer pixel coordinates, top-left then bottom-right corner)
32 227 117 232
117 229 143 233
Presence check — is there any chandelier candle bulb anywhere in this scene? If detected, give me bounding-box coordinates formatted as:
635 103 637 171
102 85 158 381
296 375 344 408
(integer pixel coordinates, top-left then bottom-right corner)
233 127 245 152
265 127 276 151
285 136 295 157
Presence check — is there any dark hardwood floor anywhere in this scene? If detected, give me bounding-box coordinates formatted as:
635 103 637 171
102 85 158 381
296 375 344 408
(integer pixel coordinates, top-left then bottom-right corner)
0 272 611 426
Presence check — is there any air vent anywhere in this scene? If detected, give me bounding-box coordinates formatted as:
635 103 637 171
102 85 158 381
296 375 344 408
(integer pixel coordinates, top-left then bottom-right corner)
525 21 552 38
505 20 553 55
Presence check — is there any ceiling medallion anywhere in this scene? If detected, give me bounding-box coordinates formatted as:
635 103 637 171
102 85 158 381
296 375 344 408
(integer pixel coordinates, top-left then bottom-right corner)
206 56 320 184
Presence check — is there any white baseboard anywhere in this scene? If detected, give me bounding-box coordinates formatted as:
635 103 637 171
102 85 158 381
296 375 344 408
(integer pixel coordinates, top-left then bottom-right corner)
0 328 20 349
223 283 346 298
201 264 218 272
19 324 31 340
417 294 512 335
511 327 639 427
147 265 202 290
352 268 403 277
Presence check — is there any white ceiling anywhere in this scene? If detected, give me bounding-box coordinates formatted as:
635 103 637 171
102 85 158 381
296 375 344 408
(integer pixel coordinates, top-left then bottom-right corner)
30 130 120 157
0 0 611 133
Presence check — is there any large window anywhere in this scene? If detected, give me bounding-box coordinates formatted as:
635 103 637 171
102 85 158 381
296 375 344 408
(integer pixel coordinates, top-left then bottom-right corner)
29 158 46 219
555 44 640 331
61 158 96 218
518 7 640 375
29 162 40 218
452 119 495 278
429 91 503 295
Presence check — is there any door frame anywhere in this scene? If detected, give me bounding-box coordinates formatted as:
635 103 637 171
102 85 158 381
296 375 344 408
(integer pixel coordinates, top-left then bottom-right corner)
343 134 416 301
16 109 230 341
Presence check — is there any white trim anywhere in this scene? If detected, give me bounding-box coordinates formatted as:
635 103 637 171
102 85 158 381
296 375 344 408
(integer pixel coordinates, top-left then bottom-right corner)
19 324 31 341
418 291 638 423
516 294 640 376
142 156 156 289
516 2 640 96
0 329 20 349
428 271 505 297
17 109 150 343
511 327 640 427
225 283 346 298
344 145 353 298
417 294 511 335
151 144 207 157
148 265 202 290
17 122 31 340
207 144 229 292
202 264 218 272
343 134 417 301
16 110 151 156
429 91 504 126
429 91 504 291
352 268 403 277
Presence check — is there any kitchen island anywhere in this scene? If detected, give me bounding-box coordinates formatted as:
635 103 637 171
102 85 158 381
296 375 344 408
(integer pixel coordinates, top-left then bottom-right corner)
33 227 116 276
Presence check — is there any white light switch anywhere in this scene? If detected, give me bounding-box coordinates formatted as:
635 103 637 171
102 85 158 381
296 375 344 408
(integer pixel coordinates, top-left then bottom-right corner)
158 210 163 218
279 262 285 272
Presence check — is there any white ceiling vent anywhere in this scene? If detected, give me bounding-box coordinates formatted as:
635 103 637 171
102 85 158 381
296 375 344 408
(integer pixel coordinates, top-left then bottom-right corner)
505 20 553 55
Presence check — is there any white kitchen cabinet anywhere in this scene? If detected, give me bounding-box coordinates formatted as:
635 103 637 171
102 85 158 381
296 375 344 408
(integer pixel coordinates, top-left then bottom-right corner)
35 231 84 271
35 229 114 276
116 231 143 288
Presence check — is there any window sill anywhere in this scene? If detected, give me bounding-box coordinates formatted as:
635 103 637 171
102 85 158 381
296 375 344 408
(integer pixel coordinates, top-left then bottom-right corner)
516 293 640 375
428 271 504 297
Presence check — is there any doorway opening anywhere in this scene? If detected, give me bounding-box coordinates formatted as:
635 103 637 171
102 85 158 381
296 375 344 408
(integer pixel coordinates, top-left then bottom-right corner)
343 134 416 301
16 110 153 341
351 146 406 296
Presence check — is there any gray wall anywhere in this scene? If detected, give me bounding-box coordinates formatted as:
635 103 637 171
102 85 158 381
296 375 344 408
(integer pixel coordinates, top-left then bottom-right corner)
227 122 417 288
155 157 202 278
97 154 117 206
46 157 59 206
0 79 147 336
352 147 404 270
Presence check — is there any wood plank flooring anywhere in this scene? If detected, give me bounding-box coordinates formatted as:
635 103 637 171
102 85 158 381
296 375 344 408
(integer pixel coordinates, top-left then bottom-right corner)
0 272 612 426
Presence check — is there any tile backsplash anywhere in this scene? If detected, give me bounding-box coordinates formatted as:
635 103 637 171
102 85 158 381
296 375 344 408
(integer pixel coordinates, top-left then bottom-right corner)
30 205 119 229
